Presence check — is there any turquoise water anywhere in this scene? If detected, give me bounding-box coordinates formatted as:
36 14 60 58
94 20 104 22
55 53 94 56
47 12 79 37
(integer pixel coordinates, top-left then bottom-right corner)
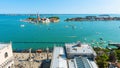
0 14 120 50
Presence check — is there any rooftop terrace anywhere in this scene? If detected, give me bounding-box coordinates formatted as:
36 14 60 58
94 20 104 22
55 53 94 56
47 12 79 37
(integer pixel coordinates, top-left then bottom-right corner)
65 43 96 56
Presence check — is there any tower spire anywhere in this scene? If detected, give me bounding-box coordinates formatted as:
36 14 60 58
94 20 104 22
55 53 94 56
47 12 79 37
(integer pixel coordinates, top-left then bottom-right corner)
37 12 40 23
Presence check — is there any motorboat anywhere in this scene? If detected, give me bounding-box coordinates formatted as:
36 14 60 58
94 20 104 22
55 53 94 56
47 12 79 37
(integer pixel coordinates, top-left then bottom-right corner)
20 24 25 27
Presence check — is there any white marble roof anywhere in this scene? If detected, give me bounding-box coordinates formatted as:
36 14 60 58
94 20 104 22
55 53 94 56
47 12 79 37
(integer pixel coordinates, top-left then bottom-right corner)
50 47 67 68
0 43 10 50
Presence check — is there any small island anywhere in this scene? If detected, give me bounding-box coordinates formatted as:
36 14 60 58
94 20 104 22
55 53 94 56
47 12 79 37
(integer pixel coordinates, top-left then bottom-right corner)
21 14 60 23
65 15 120 22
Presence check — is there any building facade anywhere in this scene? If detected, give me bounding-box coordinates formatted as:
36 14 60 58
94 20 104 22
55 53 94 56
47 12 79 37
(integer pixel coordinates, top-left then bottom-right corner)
0 42 14 68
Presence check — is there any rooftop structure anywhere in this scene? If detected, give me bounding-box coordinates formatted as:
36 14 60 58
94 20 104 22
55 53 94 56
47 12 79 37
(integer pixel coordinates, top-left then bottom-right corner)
0 42 14 68
0 43 10 50
68 57 98 68
50 46 67 68
65 42 97 60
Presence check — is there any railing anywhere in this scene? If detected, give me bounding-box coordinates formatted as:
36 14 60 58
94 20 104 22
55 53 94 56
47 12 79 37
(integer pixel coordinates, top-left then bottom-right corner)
13 42 66 44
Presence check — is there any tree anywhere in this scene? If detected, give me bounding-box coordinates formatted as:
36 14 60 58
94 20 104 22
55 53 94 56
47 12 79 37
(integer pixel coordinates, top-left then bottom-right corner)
109 50 117 62
96 54 109 68
115 50 120 62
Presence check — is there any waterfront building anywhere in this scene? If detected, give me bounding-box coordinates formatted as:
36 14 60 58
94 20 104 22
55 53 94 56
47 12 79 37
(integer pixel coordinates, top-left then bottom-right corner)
65 42 97 60
0 42 14 68
68 57 98 68
50 46 67 68
41 18 50 23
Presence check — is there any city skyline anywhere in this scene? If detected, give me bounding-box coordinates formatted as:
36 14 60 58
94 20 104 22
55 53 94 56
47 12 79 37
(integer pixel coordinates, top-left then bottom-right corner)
0 0 120 14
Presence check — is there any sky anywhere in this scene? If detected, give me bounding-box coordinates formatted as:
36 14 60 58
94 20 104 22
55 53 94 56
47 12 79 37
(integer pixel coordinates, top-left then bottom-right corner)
0 0 120 14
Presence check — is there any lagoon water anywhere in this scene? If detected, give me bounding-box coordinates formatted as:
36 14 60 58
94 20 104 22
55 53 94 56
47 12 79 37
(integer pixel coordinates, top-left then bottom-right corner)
0 14 120 50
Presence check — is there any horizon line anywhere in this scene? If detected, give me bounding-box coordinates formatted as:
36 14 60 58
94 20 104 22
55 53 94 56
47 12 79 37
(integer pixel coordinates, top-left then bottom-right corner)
0 13 120 14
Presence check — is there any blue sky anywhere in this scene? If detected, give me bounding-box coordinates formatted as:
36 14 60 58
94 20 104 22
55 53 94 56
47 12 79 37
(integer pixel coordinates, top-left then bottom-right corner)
0 0 120 14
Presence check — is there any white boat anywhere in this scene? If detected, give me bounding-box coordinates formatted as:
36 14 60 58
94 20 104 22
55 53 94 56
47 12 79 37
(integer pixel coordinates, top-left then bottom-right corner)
84 37 87 41
20 24 25 27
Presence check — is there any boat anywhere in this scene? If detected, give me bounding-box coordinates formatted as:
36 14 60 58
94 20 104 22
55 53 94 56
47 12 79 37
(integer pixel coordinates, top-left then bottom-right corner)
72 25 76 29
119 26 120 28
84 38 87 41
20 24 25 27
96 32 101 35
47 28 51 30
99 37 103 40
64 25 69 28
36 49 42 53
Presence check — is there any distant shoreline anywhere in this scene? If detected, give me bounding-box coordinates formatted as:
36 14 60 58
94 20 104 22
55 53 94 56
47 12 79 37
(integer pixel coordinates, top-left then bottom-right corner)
0 13 119 15
65 15 120 22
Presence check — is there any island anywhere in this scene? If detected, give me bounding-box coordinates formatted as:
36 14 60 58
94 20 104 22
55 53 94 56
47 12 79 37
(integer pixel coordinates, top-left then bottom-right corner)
65 15 120 22
20 14 60 23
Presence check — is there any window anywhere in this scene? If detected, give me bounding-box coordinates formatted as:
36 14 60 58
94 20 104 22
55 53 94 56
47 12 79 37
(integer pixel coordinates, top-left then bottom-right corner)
5 52 8 58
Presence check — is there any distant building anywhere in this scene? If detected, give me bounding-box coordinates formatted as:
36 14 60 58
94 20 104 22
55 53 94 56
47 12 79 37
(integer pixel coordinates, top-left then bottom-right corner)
68 57 98 68
65 42 97 60
0 42 14 68
50 46 67 68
